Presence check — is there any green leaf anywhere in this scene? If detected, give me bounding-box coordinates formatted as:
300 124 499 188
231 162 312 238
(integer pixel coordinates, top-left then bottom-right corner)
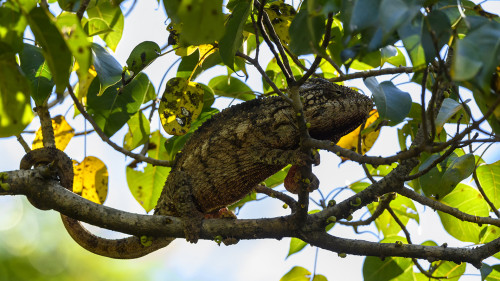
90 43 122 96
123 111 150 151
482 264 493 281
452 17 500 91
381 46 406 67
441 153 475 189
127 132 170 212
438 183 489 243
263 165 291 188
397 13 431 69
419 152 475 198
366 163 398 177
431 261 465 281
55 12 92 87
363 238 413 281
349 0 380 32
484 264 500 281
19 44 54 106
364 77 412 124
0 2 31 54
177 0 225 45
280 266 311 281
219 0 251 70
58 0 80 12
87 73 152 137
435 98 470 130
0 55 34 137
289 6 325 55
208 76 255 101
87 1 124 51
477 160 500 208
287 238 308 258
126 41 161 76
26 7 72 95
369 194 419 236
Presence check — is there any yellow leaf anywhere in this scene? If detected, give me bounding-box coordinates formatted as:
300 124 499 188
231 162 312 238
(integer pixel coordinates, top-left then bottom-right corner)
159 77 204 136
72 156 108 204
32 115 75 150
336 110 380 161
265 2 296 44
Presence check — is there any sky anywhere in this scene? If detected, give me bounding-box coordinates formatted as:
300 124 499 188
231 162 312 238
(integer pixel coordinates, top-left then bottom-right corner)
1 1 500 280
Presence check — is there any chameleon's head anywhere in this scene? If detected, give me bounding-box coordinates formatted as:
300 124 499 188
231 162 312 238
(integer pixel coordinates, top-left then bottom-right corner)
300 78 373 143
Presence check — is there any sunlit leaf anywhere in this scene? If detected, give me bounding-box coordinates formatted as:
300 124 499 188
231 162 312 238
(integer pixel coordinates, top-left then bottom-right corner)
32 115 75 150
123 111 150 151
127 164 170 213
264 165 291 188
208 75 255 101
0 2 31 54
287 238 307 259
336 110 381 161
159 77 204 136
438 184 488 243
265 2 296 45
87 1 124 51
56 12 92 90
430 260 466 281
280 266 311 281
175 0 225 45
72 156 109 204
127 131 170 212
477 160 500 208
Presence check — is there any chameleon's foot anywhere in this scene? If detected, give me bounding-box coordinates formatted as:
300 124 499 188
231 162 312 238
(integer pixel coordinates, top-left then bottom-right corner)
284 165 320 194
182 215 203 243
205 208 239 246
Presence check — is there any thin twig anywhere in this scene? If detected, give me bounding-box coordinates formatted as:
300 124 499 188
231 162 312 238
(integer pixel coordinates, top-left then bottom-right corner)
67 85 172 167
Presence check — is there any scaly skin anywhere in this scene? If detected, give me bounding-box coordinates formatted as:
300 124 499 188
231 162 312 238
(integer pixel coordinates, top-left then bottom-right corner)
21 78 373 258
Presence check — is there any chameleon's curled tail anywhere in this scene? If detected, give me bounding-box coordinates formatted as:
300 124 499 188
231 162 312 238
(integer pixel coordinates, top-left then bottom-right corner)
20 147 173 259
61 215 174 259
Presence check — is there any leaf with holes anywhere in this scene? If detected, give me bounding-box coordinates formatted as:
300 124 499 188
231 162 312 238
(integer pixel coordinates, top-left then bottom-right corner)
159 77 204 136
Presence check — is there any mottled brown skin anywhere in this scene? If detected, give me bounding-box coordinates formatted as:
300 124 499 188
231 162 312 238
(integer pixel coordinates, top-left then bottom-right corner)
20 78 373 258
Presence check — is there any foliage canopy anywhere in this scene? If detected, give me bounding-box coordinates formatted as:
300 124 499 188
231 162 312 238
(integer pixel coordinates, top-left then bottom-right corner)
1 0 500 280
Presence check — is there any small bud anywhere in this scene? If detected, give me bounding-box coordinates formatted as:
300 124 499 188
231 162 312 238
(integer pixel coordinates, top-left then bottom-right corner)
282 204 288 209
214 235 223 246
338 253 347 258
306 123 311 128
302 178 311 184
346 214 353 221
0 183 10 191
395 241 403 247
140 236 153 247
296 112 302 117
328 200 336 207
327 216 337 223
350 197 362 206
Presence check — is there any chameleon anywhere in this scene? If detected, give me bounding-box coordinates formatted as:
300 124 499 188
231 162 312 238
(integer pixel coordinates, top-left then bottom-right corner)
20 78 373 258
